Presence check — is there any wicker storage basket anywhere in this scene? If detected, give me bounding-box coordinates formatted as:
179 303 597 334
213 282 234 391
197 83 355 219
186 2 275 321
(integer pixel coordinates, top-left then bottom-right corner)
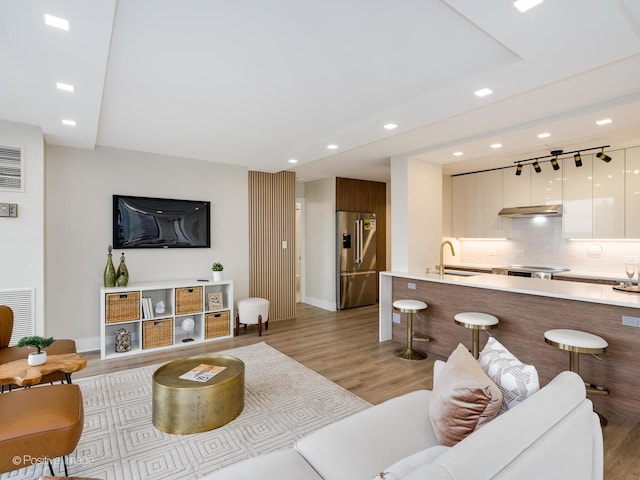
205 311 230 338
105 291 141 324
175 287 203 315
142 318 173 349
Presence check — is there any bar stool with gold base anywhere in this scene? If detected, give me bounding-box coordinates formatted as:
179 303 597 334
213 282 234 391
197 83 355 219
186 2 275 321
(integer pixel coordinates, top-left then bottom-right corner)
454 312 499 359
393 299 429 360
544 328 609 425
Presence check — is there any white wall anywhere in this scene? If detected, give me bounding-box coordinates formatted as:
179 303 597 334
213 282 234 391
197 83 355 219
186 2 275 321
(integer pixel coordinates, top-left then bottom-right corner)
303 177 336 310
0 121 45 333
45 145 249 350
390 155 443 274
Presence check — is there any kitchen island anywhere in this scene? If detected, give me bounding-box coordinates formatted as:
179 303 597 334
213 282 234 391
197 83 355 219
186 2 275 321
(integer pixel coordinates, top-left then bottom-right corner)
380 271 640 420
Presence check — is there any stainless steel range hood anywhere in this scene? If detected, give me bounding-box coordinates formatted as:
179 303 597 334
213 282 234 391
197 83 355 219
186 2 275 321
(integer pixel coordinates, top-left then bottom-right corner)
498 204 563 217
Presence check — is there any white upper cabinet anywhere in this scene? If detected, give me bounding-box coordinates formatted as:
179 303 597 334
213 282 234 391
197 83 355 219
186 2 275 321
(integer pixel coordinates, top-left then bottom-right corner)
452 174 475 238
625 147 640 238
452 170 503 238
530 163 563 205
563 154 593 239
593 149 624 238
475 170 503 238
503 165 531 207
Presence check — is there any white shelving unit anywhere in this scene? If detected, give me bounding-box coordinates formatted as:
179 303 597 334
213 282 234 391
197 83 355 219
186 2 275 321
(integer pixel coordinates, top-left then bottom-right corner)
100 279 234 360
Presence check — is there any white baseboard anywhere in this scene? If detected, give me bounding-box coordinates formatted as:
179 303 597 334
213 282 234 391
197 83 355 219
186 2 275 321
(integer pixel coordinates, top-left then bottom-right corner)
302 297 337 312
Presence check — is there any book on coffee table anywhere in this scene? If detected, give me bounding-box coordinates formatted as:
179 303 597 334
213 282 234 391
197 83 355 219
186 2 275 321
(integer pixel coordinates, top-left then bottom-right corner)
179 363 227 382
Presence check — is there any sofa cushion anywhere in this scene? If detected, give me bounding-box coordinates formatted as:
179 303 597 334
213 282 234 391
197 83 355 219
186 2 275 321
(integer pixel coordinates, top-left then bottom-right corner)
296 390 438 480
429 343 503 446
201 449 323 480
478 337 540 412
372 445 450 479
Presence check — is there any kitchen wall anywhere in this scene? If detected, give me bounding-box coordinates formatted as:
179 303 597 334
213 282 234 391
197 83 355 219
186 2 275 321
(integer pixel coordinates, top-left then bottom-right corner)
450 216 640 278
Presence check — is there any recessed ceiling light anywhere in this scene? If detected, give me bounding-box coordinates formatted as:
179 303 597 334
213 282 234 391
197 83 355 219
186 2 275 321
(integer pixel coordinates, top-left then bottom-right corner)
288 158 298 164
490 143 503 149
474 88 493 98
383 123 398 130
537 132 551 139
513 0 544 13
453 152 464 157
44 14 69 31
62 119 76 126
327 144 338 150
56 82 74 92
596 118 612 126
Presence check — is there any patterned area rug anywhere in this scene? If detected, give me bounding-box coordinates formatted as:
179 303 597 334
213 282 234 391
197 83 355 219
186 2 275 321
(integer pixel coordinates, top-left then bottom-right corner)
3 342 370 479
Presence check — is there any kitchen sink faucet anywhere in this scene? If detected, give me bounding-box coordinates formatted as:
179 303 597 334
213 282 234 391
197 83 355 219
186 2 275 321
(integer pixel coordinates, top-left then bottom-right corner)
436 240 455 276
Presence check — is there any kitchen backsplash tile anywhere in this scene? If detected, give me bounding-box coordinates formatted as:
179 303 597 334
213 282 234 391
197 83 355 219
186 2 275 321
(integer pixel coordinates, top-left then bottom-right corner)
451 217 640 277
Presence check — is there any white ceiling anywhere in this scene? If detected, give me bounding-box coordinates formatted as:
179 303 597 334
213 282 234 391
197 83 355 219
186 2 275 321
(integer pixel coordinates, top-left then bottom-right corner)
1 0 640 182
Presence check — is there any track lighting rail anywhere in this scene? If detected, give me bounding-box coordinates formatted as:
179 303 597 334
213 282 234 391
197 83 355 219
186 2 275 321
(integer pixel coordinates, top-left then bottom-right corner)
451 145 611 177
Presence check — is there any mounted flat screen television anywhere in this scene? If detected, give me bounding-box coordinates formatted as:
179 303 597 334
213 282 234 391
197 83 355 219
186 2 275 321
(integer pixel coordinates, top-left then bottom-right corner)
113 195 210 249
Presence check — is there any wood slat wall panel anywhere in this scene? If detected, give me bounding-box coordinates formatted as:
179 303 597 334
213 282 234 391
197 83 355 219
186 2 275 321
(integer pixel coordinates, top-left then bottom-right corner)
249 171 296 322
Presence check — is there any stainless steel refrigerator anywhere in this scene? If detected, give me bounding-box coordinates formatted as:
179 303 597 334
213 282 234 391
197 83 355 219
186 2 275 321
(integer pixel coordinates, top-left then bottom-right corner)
337 211 377 310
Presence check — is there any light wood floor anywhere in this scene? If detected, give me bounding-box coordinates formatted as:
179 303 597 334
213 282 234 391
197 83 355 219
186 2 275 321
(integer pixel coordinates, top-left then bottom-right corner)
78 303 638 479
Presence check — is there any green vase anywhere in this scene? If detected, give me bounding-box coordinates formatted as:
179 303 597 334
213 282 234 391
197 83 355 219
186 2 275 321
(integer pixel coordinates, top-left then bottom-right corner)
104 246 116 287
116 252 129 287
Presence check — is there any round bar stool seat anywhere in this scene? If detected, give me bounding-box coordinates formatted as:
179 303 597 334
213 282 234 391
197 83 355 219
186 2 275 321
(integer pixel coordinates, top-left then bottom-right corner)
544 328 609 425
454 312 499 359
393 299 428 361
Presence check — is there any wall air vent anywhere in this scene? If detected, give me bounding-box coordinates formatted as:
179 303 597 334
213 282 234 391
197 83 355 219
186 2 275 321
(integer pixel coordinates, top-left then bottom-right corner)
0 145 23 191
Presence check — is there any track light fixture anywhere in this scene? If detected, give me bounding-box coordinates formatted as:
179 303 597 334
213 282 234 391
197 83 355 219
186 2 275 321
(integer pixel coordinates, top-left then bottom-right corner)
532 160 542 173
550 150 561 171
596 148 612 163
455 144 612 179
515 163 523 176
574 152 582 167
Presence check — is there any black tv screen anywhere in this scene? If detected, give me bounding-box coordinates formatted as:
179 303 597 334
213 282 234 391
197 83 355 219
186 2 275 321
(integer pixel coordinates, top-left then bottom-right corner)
113 195 210 249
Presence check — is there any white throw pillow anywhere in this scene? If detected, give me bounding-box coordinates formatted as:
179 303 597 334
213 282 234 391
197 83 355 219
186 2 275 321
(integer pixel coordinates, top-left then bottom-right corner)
478 337 540 412
371 446 450 479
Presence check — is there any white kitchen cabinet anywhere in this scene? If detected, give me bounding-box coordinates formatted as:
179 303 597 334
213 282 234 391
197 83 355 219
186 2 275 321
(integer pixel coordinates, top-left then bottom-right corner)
475 170 503 237
503 166 531 207
625 147 640 238
452 174 475 238
562 154 593 238
530 162 563 205
593 149 624 238
452 171 503 238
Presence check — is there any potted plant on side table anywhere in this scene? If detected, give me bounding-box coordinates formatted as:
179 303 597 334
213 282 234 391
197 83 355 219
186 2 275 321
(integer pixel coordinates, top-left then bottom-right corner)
17 336 55 366
212 262 224 282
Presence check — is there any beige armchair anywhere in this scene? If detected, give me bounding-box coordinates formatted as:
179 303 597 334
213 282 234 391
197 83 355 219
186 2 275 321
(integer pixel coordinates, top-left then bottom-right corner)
0 305 77 390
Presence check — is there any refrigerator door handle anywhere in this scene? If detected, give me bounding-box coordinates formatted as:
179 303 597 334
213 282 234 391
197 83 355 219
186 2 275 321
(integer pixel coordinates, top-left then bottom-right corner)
354 220 360 264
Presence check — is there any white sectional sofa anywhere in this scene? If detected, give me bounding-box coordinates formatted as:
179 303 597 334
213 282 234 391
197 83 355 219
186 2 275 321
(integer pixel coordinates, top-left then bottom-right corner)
205 361 603 480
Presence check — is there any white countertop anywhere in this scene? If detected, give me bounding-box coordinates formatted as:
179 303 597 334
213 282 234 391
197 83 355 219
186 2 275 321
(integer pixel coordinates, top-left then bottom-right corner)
381 270 640 309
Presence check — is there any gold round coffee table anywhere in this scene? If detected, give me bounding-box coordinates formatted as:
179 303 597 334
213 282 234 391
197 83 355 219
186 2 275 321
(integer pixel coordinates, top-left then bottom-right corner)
152 354 245 434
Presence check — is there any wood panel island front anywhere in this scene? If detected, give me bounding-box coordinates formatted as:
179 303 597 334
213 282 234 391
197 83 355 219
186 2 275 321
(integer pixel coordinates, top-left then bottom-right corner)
379 271 640 420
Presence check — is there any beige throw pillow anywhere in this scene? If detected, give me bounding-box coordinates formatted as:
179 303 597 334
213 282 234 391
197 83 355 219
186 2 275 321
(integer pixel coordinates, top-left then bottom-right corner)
429 343 503 446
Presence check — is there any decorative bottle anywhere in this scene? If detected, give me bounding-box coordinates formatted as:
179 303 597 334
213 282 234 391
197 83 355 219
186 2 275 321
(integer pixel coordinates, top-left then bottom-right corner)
116 252 129 287
104 245 116 287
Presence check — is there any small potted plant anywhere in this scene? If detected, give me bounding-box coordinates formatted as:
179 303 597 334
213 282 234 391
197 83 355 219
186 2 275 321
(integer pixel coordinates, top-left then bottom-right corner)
212 262 224 281
17 336 55 366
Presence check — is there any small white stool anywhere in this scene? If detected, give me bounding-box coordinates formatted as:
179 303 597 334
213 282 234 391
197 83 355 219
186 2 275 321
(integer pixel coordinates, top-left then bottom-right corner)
235 298 269 337
393 299 429 361
454 312 499 359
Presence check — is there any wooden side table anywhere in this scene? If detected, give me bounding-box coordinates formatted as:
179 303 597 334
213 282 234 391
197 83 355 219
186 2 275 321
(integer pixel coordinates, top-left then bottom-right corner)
0 353 87 388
